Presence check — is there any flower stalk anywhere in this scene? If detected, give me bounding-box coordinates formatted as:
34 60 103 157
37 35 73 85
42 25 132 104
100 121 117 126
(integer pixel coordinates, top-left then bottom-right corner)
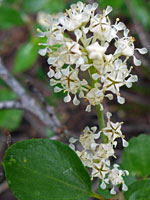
96 105 108 143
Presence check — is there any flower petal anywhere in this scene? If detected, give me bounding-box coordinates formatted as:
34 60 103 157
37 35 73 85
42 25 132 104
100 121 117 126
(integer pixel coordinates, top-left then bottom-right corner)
122 184 128 191
64 93 71 102
38 48 47 56
73 95 80 105
133 56 141 66
117 96 125 104
136 47 148 54
104 6 112 16
74 29 82 42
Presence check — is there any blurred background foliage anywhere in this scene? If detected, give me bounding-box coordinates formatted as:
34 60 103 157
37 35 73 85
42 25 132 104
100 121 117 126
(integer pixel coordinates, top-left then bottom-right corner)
0 0 150 199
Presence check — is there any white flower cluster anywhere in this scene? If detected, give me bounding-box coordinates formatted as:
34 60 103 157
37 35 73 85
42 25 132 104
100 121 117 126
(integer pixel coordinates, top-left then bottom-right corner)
38 1 147 111
69 112 129 195
38 1 147 196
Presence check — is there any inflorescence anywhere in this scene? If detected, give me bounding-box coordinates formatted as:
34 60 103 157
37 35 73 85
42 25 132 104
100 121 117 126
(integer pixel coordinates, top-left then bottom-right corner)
38 1 147 195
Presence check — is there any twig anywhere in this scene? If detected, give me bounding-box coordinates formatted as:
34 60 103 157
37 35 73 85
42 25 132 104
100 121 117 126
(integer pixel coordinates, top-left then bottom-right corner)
0 58 61 132
0 181 8 194
0 100 22 110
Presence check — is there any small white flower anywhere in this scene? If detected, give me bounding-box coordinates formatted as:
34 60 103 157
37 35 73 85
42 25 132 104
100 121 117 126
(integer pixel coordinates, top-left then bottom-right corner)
115 37 134 57
79 126 97 150
86 42 107 60
85 87 104 106
59 2 98 31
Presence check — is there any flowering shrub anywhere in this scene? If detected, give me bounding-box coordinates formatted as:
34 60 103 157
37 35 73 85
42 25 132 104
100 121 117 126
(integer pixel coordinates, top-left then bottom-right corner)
3 2 149 200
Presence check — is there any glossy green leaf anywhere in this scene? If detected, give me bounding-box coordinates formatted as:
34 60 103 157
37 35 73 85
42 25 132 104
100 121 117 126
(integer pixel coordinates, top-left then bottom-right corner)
98 187 112 199
4 139 92 200
98 180 112 199
0 5 24 29
0 89 23 130
122 134 150 177
13 40 39 74
22 0 65 13
129 188 150 200
124 180 150 200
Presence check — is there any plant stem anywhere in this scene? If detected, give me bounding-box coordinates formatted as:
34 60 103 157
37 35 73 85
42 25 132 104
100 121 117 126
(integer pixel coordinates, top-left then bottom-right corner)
96 105 108 143
96 105 105 129
88 66 108 143
91 192 106 200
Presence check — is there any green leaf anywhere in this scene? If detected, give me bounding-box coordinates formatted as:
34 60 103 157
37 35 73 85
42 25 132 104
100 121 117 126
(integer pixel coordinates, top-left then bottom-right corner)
22 0 65 13
122 134 150 177
124 180 150 200
4 139 92 200
13 40 39 74
98 180 112 199
129 0 150 30
0 89 23 130
0 89 17 101
123 175 136 186
99 0 124 9
129 188 150 200
0 5 25 29
0 109 23 130
98 0 128 16
98 187 112 199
